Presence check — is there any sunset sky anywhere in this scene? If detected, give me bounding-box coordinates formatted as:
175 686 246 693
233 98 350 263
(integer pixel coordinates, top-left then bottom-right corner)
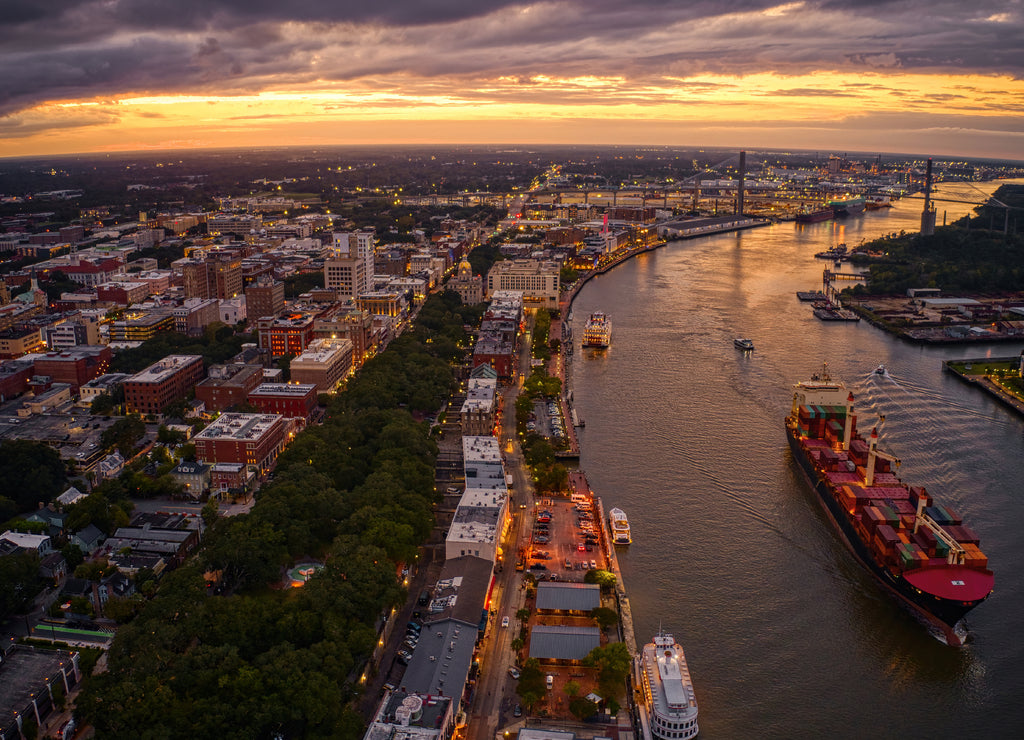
2 0 1022 159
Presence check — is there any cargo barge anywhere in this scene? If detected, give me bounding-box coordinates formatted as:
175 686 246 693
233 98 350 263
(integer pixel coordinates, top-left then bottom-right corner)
827 195 866 216
786 366 994 645
795 206 835 223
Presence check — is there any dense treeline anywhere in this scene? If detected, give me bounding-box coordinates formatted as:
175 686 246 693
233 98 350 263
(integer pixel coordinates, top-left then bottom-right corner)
76 291 479 739
0 440 69 521
851 184 1024 296
107 326 255 375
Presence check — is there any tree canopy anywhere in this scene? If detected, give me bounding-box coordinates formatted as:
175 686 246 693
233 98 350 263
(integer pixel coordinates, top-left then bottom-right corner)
76 290 474 738
0 439 68 516
851 184 1024 296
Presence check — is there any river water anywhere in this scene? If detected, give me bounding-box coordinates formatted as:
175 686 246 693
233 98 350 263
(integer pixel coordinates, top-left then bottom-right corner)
569 181 1024 738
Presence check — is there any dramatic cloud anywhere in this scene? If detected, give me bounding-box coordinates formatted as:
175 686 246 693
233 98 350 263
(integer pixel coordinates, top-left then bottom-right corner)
1 0 1022 156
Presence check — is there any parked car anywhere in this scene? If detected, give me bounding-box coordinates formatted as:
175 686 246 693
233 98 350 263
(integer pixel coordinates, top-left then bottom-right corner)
509 667 521 680
513 704 523 717
501 616 510 628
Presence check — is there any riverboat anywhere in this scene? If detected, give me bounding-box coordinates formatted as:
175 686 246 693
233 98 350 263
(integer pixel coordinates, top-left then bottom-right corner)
734 338 754 351
582 312 612 348
638 631 699 740
786 365 994 645
609 507 631 545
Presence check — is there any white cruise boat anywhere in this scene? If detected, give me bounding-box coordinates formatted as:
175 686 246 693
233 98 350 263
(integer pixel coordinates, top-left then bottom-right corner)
582 312 612 348
639 632 699 740
609 507 631 545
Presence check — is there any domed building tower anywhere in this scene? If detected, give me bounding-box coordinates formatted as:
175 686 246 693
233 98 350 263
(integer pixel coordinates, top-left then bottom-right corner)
449 256 483 305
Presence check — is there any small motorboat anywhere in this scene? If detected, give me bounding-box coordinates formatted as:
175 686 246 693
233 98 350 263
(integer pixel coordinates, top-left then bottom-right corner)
734 338 754 351
874 364 886 375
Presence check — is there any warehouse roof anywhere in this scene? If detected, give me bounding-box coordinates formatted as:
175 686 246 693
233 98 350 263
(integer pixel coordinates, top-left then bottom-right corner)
536 582 601 613
528 625 601 661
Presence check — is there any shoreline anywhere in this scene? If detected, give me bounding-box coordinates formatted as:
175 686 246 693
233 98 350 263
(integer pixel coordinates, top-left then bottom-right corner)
942 358 1024 416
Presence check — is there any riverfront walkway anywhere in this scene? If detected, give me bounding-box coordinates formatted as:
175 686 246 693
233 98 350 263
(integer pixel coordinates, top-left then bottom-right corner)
944 358 1024 416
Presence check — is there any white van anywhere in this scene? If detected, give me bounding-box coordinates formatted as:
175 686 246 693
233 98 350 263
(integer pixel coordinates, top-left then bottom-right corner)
546 674 554 690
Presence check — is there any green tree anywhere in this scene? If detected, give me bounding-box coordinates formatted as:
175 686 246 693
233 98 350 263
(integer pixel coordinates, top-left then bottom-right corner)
0 440 68 512
590 606 620 629
516 658 547 710
563 679 581 698
75 558 115 582
584 642 632 700
0 551 40 620
100 415 146 457
570 696 599 720
584 569 618 592
516 607 531 623
202 498 220 527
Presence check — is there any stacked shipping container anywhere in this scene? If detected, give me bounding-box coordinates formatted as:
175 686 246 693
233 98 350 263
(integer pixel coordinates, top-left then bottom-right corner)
793 403 988 573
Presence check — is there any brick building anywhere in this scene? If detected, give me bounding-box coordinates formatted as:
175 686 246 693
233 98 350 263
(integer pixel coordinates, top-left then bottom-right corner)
312 306 372 368
96 281 150 305
192 413 286 476
32 346 112 392
124 355 205 415
248 382 318 421
181 255 243 300
172 298 220 335
257 313 317 358
245 279 285 322
194 363 264 411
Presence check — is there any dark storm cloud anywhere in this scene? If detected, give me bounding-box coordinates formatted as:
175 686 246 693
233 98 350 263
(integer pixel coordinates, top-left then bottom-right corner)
0 0 1020 117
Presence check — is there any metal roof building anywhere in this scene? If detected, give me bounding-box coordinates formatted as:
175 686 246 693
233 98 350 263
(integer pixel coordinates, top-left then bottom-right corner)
535 582 601 613
400 619 477 704
528 625 601 662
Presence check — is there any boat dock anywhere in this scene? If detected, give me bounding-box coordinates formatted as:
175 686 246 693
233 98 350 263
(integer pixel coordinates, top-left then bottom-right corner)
568 470 639 659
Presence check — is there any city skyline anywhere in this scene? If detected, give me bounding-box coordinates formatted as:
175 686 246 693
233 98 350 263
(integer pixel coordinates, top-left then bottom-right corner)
2 1 1022 159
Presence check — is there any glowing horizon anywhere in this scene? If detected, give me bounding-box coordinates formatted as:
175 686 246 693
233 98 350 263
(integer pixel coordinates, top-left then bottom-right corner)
2 1 1022 160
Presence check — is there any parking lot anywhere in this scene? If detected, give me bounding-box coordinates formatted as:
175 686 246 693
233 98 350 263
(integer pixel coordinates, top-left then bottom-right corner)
522 490 607 581
527 398 566 442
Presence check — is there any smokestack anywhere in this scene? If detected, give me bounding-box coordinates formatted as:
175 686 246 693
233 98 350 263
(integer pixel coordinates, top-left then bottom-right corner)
920 158 936 236
737 150 746 216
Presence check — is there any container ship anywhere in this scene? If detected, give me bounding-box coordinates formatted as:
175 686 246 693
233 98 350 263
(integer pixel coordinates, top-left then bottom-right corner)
795 205 834 223
582 311 612 348
637 631 699 740
786 366 994 645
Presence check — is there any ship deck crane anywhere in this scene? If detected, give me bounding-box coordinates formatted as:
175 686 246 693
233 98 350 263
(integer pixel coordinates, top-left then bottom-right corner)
912 504 968 566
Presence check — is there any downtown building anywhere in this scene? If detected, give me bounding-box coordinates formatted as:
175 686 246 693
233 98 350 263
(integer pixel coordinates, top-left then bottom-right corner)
485 259 560 308
288 339 353 393
191 412 287 477
193 363 265 412
245 278 285 322
123 355 205 415
324 230 375 300
248 382 318 422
